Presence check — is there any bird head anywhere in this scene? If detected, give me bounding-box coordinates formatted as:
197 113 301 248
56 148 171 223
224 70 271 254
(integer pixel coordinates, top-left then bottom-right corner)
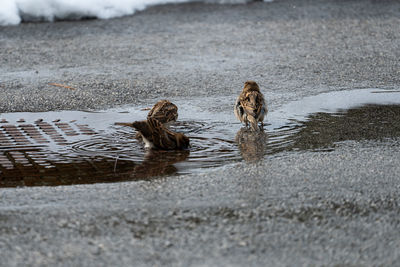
243 80 260 92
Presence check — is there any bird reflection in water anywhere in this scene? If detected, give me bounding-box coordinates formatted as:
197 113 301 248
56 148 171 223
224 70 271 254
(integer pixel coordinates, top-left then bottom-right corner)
235 128 268 162
126 149 190 179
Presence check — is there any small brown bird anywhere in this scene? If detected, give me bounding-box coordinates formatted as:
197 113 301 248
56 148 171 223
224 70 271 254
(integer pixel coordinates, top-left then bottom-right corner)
130 117 190 150
147 100 178 124
116 100 178 141
234 81 267 130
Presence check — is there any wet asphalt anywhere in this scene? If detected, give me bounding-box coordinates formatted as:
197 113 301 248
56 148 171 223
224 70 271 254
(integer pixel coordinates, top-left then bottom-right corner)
1 0 400 266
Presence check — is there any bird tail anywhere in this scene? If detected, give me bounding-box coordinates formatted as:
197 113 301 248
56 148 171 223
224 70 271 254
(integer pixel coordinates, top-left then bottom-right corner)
114 122 134 127
248 115 258 131
243 106 257 117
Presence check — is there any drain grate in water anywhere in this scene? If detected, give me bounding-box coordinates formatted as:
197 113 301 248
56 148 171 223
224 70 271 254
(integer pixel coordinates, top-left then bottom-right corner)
0 114 213 187
0 119 142 187
2 124 31 145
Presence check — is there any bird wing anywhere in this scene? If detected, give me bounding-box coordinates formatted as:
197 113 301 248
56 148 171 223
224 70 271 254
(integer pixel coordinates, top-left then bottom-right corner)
254 91 265 120
147 117 177 150
131 120 153 142
234 96 245 122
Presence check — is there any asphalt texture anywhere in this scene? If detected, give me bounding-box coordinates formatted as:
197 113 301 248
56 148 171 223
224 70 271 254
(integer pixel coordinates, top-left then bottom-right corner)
1 0 400 266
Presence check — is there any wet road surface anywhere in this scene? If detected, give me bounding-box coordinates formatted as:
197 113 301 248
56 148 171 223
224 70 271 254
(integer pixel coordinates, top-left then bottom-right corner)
1 0 400 266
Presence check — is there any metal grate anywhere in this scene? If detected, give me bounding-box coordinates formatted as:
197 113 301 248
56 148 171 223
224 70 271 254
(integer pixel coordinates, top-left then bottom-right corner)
0 119 138 187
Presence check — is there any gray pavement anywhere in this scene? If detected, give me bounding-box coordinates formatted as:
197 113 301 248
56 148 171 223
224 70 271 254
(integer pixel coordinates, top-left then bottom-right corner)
1 0 400 266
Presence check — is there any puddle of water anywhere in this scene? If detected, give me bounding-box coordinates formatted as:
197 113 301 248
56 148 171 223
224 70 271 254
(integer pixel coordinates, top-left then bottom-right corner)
264 89 400 155
1 88 400 187
0 102 242 187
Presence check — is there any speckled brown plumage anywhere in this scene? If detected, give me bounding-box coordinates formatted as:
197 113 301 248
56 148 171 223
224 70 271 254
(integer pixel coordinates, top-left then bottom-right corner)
234 81 267 130
130 117 189 150
147 100 178 124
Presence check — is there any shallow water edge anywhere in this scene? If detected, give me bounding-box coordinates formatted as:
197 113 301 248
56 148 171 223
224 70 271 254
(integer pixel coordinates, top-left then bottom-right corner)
1 88 400 187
